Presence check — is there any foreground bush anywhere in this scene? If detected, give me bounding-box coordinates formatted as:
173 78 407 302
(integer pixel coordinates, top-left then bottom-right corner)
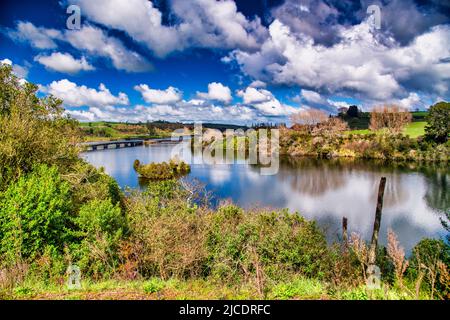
72 199 127 279
0 165 72 261
120 184 332 297
123 184 208 279
408 239 450 299
0 177 448 300
206 205 330 284
63 161 123 211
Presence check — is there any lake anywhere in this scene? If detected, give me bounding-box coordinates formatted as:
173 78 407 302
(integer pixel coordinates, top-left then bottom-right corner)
82 141 449 253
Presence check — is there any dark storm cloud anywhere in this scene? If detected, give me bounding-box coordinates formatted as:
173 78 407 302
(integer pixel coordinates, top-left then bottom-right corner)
271 0 345 46
359 0 450 45
270 0 450 46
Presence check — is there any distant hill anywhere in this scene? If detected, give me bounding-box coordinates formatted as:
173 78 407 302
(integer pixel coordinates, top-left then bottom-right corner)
79 120 250 141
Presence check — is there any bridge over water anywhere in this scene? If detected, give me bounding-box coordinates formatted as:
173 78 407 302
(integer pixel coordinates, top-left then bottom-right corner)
82 137 183 151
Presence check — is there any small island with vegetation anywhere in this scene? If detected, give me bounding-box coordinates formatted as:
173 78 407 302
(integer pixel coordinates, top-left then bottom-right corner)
133 159 191 180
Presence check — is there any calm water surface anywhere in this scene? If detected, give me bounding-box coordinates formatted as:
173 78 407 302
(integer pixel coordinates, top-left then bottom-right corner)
82 142 449 252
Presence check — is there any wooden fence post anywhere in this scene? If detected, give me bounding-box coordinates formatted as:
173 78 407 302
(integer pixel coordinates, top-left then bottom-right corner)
342 217 348 250
368 177 386 265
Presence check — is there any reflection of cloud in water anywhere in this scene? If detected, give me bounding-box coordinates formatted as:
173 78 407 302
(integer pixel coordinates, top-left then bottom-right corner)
278 173 442 252
82 144 183 189
209 166 232 185
245 169 262 183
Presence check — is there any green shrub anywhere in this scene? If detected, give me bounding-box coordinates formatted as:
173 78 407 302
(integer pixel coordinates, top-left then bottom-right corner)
124 187 207 279
65 162 123 211
143 278 165 293
13 286 34 297
340 287 369 300
124 184 331 285
425 101 449 143
76 199 126 239
26 245 69 285
410 239 450 270
269 277 325 299
0 65 80 189
72 199 127 278
408 238 450 298
0 165 72 261
206 205 330 283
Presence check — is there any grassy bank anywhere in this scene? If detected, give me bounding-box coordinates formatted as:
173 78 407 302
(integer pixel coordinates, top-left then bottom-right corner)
403 121 426 138
347 122 426 138
339 111 428 130
6 277 434 300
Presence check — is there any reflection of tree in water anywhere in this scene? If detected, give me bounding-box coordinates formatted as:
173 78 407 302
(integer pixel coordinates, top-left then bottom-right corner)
278 157 347 196
421 167 449 213
278 157 444 208
419 165 449 241
385 162 448 217
364 173 411 209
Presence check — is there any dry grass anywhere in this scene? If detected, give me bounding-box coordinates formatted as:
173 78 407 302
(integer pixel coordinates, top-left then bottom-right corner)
349 233 369 281
387 229 409 288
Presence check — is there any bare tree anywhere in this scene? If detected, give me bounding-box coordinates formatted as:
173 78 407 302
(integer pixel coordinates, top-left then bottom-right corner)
290 109 328 132
369 105 412 133
312 117 349 137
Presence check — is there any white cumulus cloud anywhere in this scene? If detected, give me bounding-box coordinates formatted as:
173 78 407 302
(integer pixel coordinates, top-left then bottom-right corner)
237 87 272 104
42 79 129 108
68 0 267 57
8 21 62 49
64 25 153 73
8 22 153 73
134 84 183 105
229 19 450 103
34 52 94 74
197 82 233 104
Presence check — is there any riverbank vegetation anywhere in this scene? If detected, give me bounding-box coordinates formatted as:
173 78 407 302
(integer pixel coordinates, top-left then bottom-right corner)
283 104 449 161
133 159 191 180
202 104 448 162
0 65 448 300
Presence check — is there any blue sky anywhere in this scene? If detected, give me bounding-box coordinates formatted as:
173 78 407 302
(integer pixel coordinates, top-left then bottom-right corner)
1 0 449 124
